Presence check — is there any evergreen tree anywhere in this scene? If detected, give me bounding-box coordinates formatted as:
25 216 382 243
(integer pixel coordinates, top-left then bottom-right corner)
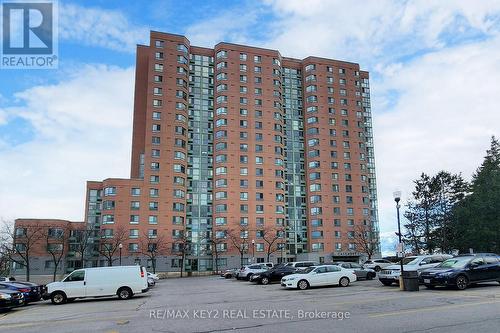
451 136 500 252
430 171 469 253
403 173 439 253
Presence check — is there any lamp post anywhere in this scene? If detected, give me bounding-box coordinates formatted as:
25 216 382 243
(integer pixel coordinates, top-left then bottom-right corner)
251 239 255 263
119 243 123 266
393 191 405 289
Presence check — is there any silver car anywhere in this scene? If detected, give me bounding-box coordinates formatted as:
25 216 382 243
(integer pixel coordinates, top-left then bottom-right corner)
379 254 453 286
333 262 376 280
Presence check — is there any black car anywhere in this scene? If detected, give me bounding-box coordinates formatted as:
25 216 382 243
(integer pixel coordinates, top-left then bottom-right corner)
11 281 44 302
0 289 24 311
250 266 298 285
0 281 43 303
420 253 500 290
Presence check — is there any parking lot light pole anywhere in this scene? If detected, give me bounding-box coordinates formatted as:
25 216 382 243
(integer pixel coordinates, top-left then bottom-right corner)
251 239 255 263
119 243 123 266
393 191 405 289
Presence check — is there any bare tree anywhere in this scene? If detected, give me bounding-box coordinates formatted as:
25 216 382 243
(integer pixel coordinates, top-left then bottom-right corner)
1 220 45 281
170 233 191 277
71 225 94 268
44 224 70 282
204 229 229 274
352 224 377 260
139 231 168 274
98 226 127 266
261 226 286 262
0 227 12 276
227 227 249 267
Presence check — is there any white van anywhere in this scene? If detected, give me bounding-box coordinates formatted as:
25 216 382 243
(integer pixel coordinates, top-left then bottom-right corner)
44 266 149 304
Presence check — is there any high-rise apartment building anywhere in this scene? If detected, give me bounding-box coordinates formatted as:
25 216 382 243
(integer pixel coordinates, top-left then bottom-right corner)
13 31 379 276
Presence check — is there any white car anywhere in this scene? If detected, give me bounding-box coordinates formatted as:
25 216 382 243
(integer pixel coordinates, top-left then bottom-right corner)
363 259 394 272
281 265 357 290
0 276 16 282
147 272 159 280
379 255 453 286
284 261 318 270
44 265 149 304
237 264 269 280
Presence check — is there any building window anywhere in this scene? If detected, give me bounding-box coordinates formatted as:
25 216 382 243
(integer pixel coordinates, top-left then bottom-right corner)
129 229 139 239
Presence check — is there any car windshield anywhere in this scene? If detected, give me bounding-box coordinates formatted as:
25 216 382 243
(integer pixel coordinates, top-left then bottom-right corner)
437 257 471 268
402 257 419 265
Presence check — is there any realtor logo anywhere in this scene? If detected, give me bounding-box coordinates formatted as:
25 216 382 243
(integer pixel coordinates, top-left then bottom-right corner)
1 0 58 69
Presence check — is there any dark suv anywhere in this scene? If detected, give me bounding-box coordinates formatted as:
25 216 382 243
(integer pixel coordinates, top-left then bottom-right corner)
420 253 500 290
250 265 298 284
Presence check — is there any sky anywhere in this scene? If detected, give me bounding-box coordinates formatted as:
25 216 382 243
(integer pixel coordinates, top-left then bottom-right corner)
1 0 499 255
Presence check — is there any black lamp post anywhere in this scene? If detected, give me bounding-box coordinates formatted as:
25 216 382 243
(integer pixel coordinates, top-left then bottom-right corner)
393 191 405 288
251 239 255 263
119 243 123 266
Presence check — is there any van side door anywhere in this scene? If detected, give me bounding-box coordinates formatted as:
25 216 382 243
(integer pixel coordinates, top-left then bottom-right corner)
61 270 86 298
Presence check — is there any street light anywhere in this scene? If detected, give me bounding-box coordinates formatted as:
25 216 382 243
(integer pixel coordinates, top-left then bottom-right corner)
251 239 255 263
119 243 123 266
393 190 405 288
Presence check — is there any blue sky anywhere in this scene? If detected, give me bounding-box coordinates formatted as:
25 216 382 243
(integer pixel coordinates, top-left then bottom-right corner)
1 0 500 255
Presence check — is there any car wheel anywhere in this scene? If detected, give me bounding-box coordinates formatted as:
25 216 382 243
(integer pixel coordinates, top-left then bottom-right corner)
247 273 253 281
51 291 67 305
339 277 350 287
225 274 232 279
117 287 133 300
366 273 374 280
261 277 270 285
374 266 381 272
425 284 435 289
381 281 393 286
297 279 309 290
456 275 468 290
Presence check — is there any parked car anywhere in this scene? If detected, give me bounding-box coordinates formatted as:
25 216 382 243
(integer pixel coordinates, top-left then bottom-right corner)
0 276 16 282
250 265 298 284
283 261 318 270
379 254 453 286
147 272 159 281
147 277 155 287
332 262 376 280
9 281 43 302
43 265 149 305
237 264 270 280
0 281 42 304
363 259 393 272
420 253 500 290
0 289 24 311
281 265 357 290
220 268 238 279
261 262 274 269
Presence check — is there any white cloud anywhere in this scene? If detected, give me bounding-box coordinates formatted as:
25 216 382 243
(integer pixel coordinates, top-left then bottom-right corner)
373 36 500 233
261 0 500 65
0 65 134 221
185 7 261 48
59 3 149 52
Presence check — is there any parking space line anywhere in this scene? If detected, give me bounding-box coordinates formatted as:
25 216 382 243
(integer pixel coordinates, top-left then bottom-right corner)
0 314 137 329
368 299 500 318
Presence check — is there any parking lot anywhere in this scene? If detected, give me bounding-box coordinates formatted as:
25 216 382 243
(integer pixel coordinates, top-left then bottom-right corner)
0 276 499 333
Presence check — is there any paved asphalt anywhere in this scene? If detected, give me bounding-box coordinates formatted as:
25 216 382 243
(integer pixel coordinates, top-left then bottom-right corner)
0 276 499 333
